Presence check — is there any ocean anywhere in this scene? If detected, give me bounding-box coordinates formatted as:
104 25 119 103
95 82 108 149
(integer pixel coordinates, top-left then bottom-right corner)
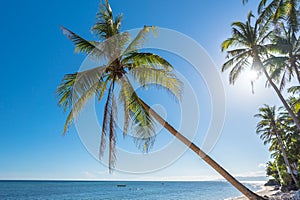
0 180 264 200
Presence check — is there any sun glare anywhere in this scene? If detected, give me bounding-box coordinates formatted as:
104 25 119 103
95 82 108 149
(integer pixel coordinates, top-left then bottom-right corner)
247 70 258 81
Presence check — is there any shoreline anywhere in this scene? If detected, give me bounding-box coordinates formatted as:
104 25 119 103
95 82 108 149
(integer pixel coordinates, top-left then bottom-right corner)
229 186 279 200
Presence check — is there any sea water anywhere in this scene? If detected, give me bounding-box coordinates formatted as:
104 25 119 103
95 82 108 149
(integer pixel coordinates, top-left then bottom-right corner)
0 180 263 200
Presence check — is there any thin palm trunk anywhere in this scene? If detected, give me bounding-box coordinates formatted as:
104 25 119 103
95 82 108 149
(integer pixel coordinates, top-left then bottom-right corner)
263 68 300 131
254 53 300 131
276 161 284 183
275 132 298 185
292 63 300 84
138 98 265 200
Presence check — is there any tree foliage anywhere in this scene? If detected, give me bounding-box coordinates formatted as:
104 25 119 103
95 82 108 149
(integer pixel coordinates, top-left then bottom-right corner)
57 0 182 172
233 0 300 190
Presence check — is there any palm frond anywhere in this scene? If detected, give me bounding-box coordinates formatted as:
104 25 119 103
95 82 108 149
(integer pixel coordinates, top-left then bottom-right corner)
130 67 182 101
72 66 107 102
223 53 251 84
123 52 173 71
123 52 182 100
100 32 130 62
288 85 300 94
56 66 108 135
258 0 285 23
60 26 103 56
119 78 132 137
258 0 268 14
285 0 299 32
62 78 102 135
92 1 120 39
264 56 289 90
224 48 249 57
123 26 155 55
121 76 157 152
221 38 234 51
56 73 77 111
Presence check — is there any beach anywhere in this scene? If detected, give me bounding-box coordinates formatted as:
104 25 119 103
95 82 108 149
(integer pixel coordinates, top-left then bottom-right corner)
232 186 300 200
231 186 278 199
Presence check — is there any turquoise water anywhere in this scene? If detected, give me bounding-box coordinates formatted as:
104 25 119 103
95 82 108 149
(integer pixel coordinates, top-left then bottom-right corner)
0 181 263 200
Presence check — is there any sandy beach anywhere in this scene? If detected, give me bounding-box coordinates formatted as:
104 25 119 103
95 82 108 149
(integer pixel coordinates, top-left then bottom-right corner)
231 186 279 200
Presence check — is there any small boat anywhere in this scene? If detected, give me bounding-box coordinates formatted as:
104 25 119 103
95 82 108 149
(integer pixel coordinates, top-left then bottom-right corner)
117 184 126 187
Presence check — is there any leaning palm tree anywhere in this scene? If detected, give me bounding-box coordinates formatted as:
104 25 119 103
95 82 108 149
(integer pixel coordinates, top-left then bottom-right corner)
56 1 264 199
255 104 298 185
221 11 300 131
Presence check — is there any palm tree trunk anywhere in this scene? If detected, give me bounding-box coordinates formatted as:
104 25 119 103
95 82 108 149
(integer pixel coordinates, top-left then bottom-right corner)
294 65 300 83
275 132 298 185
276 161 284 183
292 62 300 84
138 98 265 200
262 68 300 131
254 52 300 131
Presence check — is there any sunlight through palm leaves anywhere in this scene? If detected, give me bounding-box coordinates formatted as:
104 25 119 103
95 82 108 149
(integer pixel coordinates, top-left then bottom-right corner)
222 11 300 132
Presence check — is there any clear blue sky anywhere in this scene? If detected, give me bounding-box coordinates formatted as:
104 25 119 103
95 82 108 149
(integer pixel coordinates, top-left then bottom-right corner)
0 0 280 180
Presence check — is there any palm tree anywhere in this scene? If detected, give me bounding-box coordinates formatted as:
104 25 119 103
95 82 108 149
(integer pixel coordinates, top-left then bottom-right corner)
266 160 282 183
255 104 298 185
56 1 265 199
57 2 182 171
221 11 300 131
266 130 299 187
243 0 300 32
259 0 299 32
267 23 300 89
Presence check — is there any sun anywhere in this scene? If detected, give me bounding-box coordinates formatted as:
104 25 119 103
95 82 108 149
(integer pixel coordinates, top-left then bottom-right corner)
247 70 258 81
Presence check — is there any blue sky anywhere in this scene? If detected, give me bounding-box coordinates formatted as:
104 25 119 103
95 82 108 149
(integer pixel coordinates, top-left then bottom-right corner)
0 0 281 180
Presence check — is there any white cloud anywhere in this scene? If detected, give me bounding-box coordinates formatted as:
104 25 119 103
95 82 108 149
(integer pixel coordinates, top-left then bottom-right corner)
235 170 266 177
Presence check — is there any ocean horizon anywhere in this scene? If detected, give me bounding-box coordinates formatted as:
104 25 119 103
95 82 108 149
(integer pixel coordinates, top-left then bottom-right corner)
0 180 265 200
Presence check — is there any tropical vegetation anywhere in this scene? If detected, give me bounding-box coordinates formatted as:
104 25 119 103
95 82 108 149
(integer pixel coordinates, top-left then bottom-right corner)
255 104 299 189
222 0 300 192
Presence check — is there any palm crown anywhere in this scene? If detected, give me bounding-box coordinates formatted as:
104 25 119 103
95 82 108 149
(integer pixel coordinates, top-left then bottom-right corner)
255 105 285 144
222 10 300 132
258 0 299 32
267 23 300 89
221 11 271 84
56 0 182 171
